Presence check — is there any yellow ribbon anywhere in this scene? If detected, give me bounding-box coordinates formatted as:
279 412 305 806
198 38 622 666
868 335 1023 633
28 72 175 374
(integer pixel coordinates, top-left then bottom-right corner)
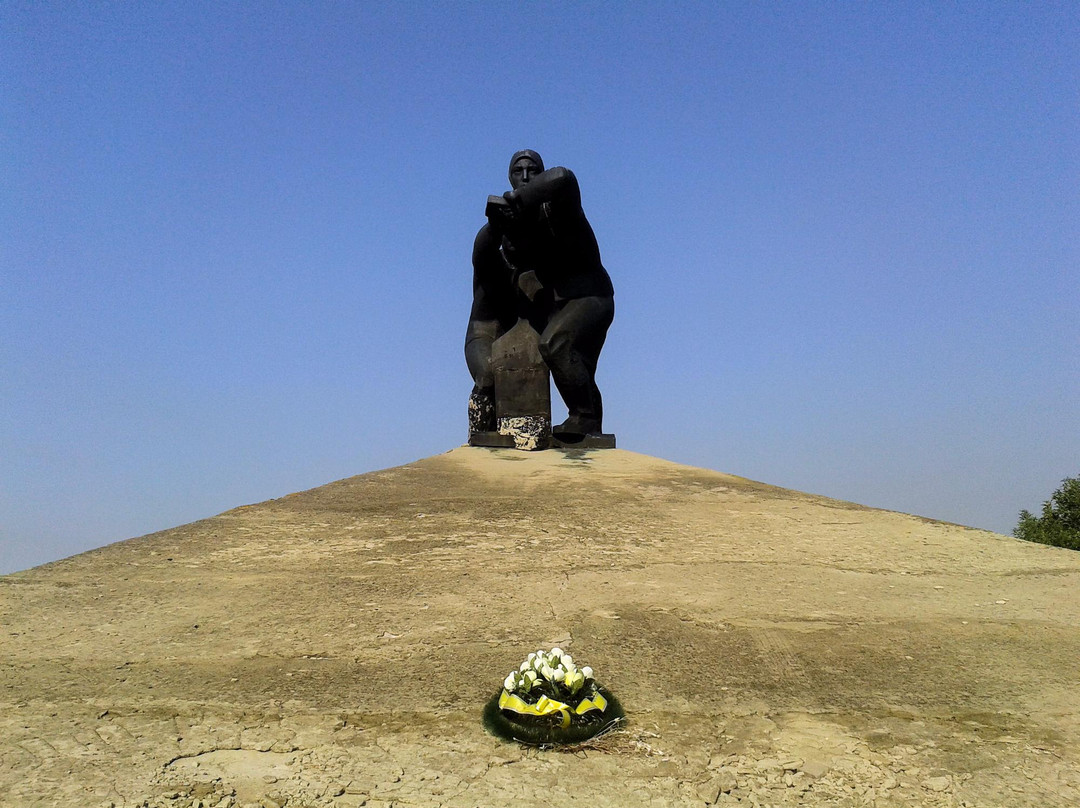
499 690 609 729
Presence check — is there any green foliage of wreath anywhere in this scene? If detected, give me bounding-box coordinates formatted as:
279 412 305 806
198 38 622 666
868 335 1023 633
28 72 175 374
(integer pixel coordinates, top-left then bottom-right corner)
482 686 625 746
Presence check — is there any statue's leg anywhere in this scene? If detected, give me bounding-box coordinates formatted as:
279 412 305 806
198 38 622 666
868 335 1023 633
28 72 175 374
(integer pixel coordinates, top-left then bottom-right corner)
538 296 614 436
465 319 499 434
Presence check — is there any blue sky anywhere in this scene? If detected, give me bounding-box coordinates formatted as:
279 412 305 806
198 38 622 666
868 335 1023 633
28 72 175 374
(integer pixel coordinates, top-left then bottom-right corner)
2 1 1077 573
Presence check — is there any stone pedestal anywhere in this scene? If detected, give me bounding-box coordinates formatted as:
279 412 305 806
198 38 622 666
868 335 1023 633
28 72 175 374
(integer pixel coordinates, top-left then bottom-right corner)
481 319 552 451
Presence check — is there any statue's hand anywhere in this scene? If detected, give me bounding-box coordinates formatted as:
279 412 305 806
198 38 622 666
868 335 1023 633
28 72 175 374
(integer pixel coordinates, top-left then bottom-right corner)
485 195 514 230
516 270 545 303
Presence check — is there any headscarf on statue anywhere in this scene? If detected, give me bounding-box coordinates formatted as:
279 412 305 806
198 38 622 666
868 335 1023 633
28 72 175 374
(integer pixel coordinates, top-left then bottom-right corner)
508 150 544 183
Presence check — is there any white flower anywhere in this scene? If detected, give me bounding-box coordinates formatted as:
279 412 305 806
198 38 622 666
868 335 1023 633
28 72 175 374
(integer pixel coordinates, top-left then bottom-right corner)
566 671 584 692
501 648 601 698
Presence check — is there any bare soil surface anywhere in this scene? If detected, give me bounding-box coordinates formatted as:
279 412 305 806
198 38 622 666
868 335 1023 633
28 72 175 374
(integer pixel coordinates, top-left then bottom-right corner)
3 447 1079 807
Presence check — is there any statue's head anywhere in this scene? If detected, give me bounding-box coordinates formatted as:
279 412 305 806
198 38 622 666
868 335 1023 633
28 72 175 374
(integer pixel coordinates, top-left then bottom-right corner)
508 150 544 189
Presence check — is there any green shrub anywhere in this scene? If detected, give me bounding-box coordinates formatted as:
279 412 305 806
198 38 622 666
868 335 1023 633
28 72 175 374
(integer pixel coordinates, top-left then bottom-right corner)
1014 474 1080 551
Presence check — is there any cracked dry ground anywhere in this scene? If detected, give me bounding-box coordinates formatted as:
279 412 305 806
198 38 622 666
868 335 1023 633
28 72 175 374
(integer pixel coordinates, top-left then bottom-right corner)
3 447 1080 807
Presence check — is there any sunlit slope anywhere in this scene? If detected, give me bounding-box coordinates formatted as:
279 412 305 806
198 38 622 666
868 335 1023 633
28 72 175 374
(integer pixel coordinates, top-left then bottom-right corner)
3 447 1079 807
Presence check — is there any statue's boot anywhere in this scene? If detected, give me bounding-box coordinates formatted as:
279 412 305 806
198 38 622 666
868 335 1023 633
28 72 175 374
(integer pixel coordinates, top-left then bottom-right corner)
549 361 603 439
553 414 602 439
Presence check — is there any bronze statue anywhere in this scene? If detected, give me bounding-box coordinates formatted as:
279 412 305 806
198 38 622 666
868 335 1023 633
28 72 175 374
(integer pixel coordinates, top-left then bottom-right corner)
466 151 614 446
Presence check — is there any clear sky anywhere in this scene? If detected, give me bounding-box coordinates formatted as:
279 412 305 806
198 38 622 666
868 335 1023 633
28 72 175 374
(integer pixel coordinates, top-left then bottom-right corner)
2 2 1077 574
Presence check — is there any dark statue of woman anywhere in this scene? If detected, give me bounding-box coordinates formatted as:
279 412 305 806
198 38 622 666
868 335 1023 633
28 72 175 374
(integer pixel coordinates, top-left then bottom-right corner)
465 150 614 442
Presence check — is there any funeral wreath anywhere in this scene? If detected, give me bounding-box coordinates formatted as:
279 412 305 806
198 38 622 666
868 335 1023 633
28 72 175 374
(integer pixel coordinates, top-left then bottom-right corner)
482 647 624 745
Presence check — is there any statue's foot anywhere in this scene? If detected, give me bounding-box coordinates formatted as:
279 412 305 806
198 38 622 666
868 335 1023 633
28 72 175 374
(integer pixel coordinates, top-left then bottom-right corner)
552 416 602 440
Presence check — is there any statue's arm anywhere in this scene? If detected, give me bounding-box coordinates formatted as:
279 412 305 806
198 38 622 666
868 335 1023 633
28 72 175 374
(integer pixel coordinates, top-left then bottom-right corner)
503 167 582 222
468 225 502 323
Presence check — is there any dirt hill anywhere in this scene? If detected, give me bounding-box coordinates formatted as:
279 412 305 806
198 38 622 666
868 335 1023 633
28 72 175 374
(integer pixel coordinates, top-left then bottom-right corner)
3 447 1079 807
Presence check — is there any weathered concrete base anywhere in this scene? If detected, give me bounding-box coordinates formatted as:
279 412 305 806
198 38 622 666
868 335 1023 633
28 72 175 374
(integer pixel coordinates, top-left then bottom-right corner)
467 390 496 436
497 414 551 451
468 430 516 448
468 430 616 450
